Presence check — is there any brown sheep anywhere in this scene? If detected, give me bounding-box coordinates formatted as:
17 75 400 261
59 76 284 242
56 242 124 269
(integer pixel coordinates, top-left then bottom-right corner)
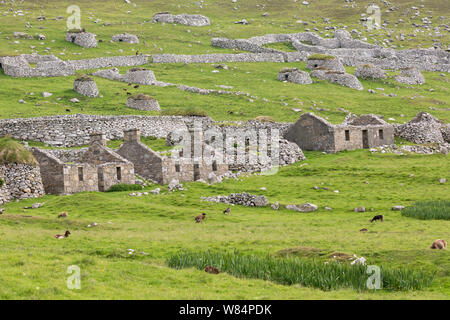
195 213 206 223
58 211 68 218
430 239 447 250
54 230 71 239
205 266 220 274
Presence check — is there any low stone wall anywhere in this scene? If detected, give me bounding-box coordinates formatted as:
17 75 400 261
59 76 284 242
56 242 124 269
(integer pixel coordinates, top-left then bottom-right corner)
152 13 210 26
152 53 285 64
0 115 211 147
0 164 45 205
0 54 149 78
68 55 149 70
0 115 293 148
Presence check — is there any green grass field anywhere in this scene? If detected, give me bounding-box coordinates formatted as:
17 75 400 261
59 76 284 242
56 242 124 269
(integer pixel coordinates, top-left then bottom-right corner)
0 150 449 299
0 0 449 300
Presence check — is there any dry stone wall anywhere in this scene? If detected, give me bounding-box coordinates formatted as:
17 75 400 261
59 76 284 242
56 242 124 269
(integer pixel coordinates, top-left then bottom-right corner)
0 164 45 205
0 54 149 78
0 115 202 147
152 53 285 64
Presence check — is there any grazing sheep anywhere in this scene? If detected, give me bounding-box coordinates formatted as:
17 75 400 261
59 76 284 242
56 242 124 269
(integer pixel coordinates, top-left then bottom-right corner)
370 215 383 222
58 211 68 218
205 266 220 274
431 239 447 250
223 207 231 215
195 213 206 223
54 230 71 239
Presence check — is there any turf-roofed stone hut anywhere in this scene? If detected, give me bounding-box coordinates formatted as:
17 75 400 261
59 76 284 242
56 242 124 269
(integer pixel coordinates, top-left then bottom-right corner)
395 67 425 85
112 33 139 44
123 68 157 84
285 113 394 153
310 69 363 90
31 133 134 194
0 137 45 205
306 54 346 72
66 29 98 48
354 64 387 79
73 75 99 97
126 94 161 111
277 68 312 84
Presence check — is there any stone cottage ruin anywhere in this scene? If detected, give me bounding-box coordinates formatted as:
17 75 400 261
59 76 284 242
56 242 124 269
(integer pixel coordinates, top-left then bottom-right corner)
32 133 134 194
285 113 394 153
117 128 228 184
66 30 98 48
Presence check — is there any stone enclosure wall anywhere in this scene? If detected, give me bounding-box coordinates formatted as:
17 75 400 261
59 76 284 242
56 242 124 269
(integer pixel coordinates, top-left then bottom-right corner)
0 54 149 78
0 163 45 205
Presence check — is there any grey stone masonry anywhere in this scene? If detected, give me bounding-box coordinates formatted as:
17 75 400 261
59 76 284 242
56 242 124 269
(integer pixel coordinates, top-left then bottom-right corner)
0 54 75 78
32 133 134 194
395 67 425 85
277 68 312 84
73 77 99 97
394 112 448 144
201 192 269 207
354 64 387 79
126 95 161 111
0 163 45 205
0 115 204 147
117 129 228 185
152 53 285 64
93 67 157 85
285 113 394 153
0 54 149 78
306 56 346 72
112 33 139 44
311 70 363 91
152 12 210 26
66 31 98 48
210 30 449 72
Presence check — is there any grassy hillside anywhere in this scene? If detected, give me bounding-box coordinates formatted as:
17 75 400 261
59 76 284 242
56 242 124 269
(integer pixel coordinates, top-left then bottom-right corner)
0 0 448 122
0 150 449 299
0 0 448 300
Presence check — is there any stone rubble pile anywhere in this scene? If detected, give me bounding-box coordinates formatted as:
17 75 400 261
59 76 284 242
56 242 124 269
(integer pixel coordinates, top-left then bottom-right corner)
395 112 449 144
201 192 269 207
395 67 425 85
152 13 210 26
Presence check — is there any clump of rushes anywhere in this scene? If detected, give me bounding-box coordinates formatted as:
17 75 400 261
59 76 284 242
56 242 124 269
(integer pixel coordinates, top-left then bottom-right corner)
402 201 450 220
167 250 435 291
307 53 336 60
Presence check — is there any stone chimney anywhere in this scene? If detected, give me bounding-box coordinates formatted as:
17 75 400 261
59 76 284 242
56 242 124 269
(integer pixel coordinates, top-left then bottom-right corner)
123 129 140 143
89 132 106 147
187 123 203 160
